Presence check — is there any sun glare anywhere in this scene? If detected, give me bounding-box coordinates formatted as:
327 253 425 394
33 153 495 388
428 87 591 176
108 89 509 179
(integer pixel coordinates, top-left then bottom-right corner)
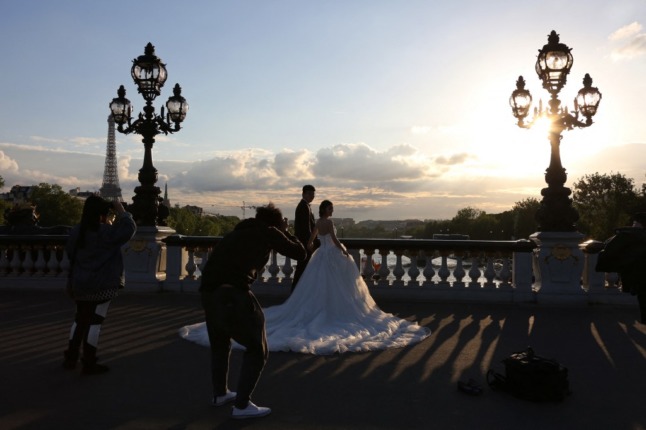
531 116 552 138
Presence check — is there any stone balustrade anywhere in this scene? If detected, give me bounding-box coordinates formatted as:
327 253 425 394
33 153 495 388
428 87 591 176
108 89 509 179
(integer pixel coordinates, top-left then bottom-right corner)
0 232 632 305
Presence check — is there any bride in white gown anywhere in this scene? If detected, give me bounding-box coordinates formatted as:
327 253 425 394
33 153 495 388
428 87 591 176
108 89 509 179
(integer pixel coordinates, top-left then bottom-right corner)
180 200 430 355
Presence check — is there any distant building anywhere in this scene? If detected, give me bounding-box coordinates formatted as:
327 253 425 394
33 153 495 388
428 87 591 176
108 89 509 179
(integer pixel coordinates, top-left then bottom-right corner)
0 185 34 204
184 205 203 217
68 188 96 199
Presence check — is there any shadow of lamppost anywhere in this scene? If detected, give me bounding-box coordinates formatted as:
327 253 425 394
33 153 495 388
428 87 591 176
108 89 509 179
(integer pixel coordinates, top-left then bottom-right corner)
109 43 189 226
509 30 602 232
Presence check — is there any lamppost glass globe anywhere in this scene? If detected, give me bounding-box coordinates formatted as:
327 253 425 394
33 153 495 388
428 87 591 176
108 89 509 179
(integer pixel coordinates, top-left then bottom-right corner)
535 31 573 95
575 74 602 119
131 43 168 102
109 85 132 125
509 76 532 121
166 84 189 124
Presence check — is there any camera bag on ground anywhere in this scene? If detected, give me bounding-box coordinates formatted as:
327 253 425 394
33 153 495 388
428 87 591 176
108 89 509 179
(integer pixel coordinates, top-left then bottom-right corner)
487 347 570 402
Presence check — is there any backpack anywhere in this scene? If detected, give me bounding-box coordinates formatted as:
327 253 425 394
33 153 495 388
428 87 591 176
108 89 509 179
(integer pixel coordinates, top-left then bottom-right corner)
487 347 570 402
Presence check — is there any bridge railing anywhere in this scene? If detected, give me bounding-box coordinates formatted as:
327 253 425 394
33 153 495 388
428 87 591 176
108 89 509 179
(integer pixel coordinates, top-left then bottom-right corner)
0 233 632 304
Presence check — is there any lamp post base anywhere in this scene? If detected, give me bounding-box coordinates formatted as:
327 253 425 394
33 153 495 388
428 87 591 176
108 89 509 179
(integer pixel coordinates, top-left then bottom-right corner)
123 225 176 292
530 231 586 304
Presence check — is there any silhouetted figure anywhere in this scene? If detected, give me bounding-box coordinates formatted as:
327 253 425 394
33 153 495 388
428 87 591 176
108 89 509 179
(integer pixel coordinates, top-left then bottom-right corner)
63 196 136 374
292 185 318 291
596 212 646 323
198 203 306 419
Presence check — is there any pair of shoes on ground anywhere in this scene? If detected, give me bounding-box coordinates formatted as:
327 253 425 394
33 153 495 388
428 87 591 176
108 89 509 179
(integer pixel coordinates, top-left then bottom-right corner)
458 378 483 396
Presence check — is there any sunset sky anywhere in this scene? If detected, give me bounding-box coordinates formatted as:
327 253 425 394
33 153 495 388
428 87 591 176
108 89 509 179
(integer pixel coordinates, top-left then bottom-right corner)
1 0 645 221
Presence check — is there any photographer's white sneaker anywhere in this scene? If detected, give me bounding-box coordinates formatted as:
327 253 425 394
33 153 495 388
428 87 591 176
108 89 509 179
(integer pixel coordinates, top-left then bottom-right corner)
231 401 271 419
213 391 236 407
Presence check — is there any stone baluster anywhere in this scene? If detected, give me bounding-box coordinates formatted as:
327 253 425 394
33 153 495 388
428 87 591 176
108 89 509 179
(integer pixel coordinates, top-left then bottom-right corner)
268 250 280 281
422 251 435 287
46 245 60 276
282 256 294 281
392 250 406 287
467 253 481 288
22 246 35 276
407 250 421 287
453 254 466 288
33 245 46 276
437 252 451 286
349 248 362 271
483 253 497 288
498 257 512 289
198 249 210 276
362 248 375 285
185 247 197 279
377 249 390 286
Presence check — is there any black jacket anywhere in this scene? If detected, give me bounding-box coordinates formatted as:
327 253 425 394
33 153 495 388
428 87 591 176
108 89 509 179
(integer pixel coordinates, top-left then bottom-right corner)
200 218 306 292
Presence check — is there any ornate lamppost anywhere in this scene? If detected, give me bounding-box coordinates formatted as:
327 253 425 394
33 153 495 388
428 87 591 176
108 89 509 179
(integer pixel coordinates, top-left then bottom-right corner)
109 43 189 226
509 31 602 232
509 31 602 300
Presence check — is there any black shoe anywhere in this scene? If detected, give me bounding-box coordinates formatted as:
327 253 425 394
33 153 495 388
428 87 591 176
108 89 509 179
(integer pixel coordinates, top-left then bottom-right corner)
82 361 110 375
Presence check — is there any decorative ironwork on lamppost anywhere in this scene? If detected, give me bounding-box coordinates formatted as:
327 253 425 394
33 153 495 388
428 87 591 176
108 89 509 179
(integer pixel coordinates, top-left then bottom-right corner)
510 31 601 232
109 43 189 226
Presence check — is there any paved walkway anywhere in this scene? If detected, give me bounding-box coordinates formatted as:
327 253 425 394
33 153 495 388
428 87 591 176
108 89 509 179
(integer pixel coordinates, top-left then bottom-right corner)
2 289 646 430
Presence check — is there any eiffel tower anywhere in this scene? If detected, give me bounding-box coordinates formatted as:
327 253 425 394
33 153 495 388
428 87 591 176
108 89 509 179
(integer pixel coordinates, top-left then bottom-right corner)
99 114 123 202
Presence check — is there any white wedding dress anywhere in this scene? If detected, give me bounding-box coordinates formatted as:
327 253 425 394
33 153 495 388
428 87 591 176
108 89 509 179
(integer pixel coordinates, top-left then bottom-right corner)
179 231 431 355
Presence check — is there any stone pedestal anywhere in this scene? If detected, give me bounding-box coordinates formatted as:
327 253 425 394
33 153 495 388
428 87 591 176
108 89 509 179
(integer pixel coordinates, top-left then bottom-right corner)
530 231 586 304
123 226 176 292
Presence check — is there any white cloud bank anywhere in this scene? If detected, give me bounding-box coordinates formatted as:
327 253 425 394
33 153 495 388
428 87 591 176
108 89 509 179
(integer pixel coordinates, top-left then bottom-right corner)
2 139 645 221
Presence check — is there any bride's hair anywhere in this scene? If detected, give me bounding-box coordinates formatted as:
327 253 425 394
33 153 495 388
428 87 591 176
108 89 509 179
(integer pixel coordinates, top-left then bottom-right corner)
319 200 333 217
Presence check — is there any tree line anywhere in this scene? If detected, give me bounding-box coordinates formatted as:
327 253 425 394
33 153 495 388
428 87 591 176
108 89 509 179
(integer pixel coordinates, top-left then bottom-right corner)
1 171 645 241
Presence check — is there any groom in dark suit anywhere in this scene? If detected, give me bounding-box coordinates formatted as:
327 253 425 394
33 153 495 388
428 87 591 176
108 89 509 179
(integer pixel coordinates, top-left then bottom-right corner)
292 184 318 291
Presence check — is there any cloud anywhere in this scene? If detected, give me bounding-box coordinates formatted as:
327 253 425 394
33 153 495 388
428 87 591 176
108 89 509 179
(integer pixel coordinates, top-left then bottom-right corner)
173 149 282 192
273 149 315 179
0 151 19 173
312 142 438 185
117 155 138 182
69 137 103 146
11 139 639 222
609 22 646 61
29 136 66 144
434 153 472 165
609 22 642 41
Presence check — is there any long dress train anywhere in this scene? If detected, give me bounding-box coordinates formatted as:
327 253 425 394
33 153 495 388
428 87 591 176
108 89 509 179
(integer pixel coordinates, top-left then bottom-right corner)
180 232 431 355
